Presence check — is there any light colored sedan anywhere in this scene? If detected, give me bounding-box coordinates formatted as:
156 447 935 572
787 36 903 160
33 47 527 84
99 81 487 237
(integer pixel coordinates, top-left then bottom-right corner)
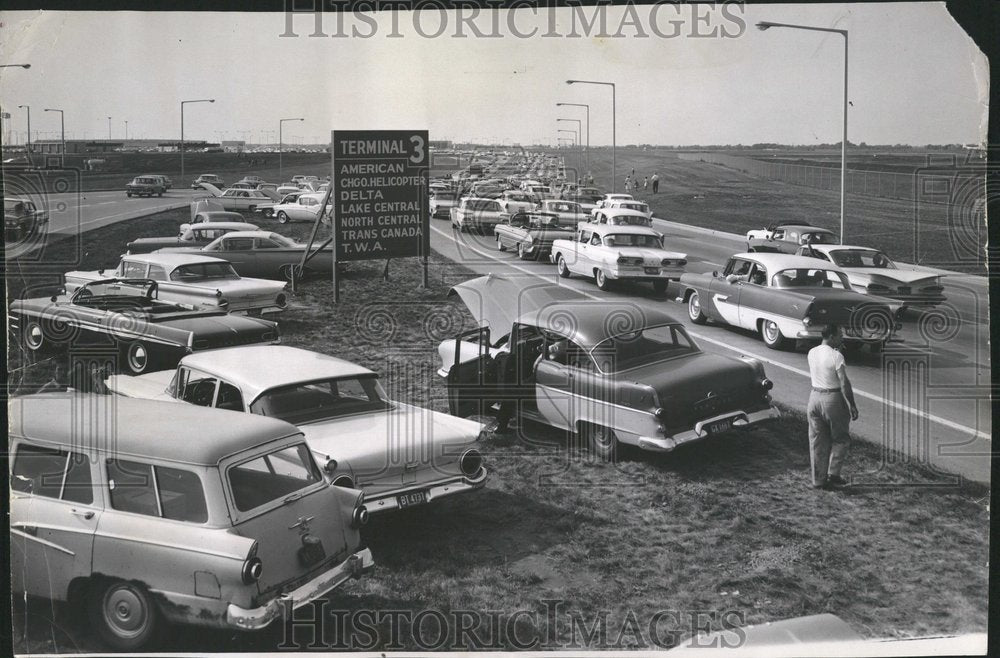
106 345 489 514
198 183 274 212
270 192 328 224
64 253 289 314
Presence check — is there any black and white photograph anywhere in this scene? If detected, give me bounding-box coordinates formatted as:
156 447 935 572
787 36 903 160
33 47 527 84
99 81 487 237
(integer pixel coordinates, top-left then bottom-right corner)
2 1 995 655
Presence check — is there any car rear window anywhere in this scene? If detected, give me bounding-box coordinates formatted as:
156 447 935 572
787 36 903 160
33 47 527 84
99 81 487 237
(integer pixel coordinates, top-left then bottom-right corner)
227 443 322 512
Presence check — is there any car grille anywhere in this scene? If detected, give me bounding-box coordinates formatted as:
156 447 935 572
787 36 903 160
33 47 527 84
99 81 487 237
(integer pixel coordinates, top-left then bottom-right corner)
898 286 911 295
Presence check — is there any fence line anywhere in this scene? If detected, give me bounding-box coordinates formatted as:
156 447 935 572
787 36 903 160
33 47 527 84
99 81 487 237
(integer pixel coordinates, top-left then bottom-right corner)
677 151 981 205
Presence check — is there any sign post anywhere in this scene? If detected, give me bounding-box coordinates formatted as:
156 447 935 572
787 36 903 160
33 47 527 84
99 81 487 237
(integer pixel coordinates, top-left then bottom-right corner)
332 129 430 303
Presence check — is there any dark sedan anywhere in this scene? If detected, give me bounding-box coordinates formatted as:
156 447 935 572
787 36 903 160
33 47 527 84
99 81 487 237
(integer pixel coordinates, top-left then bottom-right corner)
9 278 280 374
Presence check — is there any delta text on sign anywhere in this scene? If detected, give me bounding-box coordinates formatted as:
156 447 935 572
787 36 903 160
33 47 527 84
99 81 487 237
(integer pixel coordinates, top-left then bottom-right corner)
333 130 429 262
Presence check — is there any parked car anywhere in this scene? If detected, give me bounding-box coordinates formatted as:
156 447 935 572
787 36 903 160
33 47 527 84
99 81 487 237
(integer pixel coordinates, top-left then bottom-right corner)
597 199 652 220
10 393 373 650
275 184 301 196
126 222 261 255
8 278 280 374
105 346 488 513
5 197 48 241
796 244 946 307
196 184 274 212
745 220 816 245
494 212 576 260
429 190 458 219
595 193 634 208
562 186 604 212
538 199 588 225
550 223 687 294
747 224 837 254
178 210 250 234
64 253 289 314
437 275 779 460
269 192 328 224
157 230 334 282
192 174 224 189
451 197 508 233
126 176 166 198
590 207 653 228
677 253 905 351
237 176 264 186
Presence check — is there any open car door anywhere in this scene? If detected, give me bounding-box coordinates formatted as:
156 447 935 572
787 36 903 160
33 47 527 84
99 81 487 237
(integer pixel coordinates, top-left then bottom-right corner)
443 326 504 418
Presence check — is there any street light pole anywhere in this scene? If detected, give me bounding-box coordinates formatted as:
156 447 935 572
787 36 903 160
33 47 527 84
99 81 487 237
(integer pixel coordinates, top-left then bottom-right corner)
107 116 112 140
124 120 128 141
180 99 215 185
558 129 577 147
279 117 305 180
17 105 30 158
44 108 64 165
557 102 590 175
557 118 582 178
566 80 615 192
757 21 849 243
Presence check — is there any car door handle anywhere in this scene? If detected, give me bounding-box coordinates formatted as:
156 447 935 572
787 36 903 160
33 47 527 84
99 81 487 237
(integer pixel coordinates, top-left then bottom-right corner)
70 508 95 520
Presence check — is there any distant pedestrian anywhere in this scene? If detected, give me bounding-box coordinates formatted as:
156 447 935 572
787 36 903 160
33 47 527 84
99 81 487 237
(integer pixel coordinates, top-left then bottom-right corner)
624 176 632 192
807 324 859 490
643 176 649 190
651 172 660 193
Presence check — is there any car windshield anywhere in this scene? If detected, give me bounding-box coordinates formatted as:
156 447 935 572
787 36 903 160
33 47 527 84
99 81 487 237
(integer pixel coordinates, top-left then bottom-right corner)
170 262 240 281
227 442 322 513
249 375 389 424
772 268 852 289
548 202 578 212
828 249 896 269
620 203 648 212
609 216 649 226
604 233 661 248
135 178 156 184
468 199 499 211
74 280 154 300
591 324 699 372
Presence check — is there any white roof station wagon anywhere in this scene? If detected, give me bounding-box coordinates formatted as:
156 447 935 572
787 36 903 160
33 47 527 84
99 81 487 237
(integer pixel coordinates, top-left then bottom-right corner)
106 345 489 514
10 394 373 651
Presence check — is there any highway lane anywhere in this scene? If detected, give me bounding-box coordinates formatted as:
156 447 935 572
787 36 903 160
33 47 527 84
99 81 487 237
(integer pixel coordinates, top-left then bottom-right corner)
41 188 201 237
428 218 991 484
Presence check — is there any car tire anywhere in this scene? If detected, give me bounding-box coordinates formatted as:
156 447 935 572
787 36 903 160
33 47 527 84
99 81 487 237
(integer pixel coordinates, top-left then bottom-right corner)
248 205 256 213
556 255 571 278
760 320 788 350
277 211 289 224
497 236 506 252
585 423 619 462
688 291 708 324
595 269 611 291
126 193 132 198
22 319 47 352
263 209 274 218
90 579 161 651
157 192 163 197
280 264 304 283
653 280 668 295
121 341 154 375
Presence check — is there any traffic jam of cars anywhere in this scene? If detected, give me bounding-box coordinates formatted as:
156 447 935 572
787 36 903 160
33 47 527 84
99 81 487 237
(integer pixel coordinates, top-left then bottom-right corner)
8 150 944 651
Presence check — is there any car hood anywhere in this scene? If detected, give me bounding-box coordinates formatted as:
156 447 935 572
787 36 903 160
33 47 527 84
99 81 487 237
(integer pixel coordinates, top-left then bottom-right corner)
197 182 224 196
449 274 587 337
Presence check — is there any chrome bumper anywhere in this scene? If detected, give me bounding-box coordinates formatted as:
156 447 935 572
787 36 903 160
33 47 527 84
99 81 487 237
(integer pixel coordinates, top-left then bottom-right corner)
225 547 374 631
364 468 489 514
636 407 780 453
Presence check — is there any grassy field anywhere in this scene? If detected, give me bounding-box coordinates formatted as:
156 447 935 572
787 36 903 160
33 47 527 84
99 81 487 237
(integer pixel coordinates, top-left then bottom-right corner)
8 208 989 652
550 147 985 274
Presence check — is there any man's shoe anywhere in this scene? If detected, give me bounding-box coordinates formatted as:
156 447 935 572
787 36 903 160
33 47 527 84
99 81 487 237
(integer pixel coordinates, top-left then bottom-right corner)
827 475 849 487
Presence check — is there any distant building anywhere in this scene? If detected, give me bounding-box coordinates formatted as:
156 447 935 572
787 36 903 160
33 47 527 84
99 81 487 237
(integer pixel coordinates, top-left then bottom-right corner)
221 140 246 153
32 139 124 154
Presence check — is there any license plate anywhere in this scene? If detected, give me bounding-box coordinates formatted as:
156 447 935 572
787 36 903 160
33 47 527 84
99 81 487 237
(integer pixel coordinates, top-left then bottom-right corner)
706 419 733 435
644 267 659 275
397 490 428 509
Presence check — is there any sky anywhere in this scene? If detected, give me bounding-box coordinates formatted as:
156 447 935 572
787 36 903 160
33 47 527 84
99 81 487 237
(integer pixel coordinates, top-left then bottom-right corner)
0 3 988 147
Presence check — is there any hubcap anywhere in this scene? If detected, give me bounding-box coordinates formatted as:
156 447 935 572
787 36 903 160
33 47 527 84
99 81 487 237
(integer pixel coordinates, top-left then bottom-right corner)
764 322 778 341
129 344 147 371
26 324 43 349
689 295 700 316
105 588 146 634
593 427 612 448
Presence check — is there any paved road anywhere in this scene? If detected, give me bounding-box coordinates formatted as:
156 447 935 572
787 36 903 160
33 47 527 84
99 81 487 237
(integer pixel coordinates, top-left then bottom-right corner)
428 218 991 485
42 188 200 237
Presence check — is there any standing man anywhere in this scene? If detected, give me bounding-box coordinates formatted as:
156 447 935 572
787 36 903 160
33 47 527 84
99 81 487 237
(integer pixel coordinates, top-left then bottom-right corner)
651 172 660 194
806 324 859 489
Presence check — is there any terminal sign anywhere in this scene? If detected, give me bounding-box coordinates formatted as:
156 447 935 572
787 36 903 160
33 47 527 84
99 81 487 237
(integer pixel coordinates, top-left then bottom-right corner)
332 130 429 262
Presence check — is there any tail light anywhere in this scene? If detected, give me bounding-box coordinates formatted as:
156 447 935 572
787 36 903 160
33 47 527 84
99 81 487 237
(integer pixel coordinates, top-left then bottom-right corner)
218 298 229 309
352 494 369 528
276 293 288 309
760 378 773 391
460 449 483 476
241 542 263 584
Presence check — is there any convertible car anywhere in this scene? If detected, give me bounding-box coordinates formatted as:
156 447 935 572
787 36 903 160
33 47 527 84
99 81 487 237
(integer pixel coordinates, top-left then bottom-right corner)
105 345 488 514
64 253 289 314
9 279 280 374
157 230 334 282
437 275 779 459
494 212 576 259
795 244 946 307
677 253 905 351
126 221 259 255
550 223 687 294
